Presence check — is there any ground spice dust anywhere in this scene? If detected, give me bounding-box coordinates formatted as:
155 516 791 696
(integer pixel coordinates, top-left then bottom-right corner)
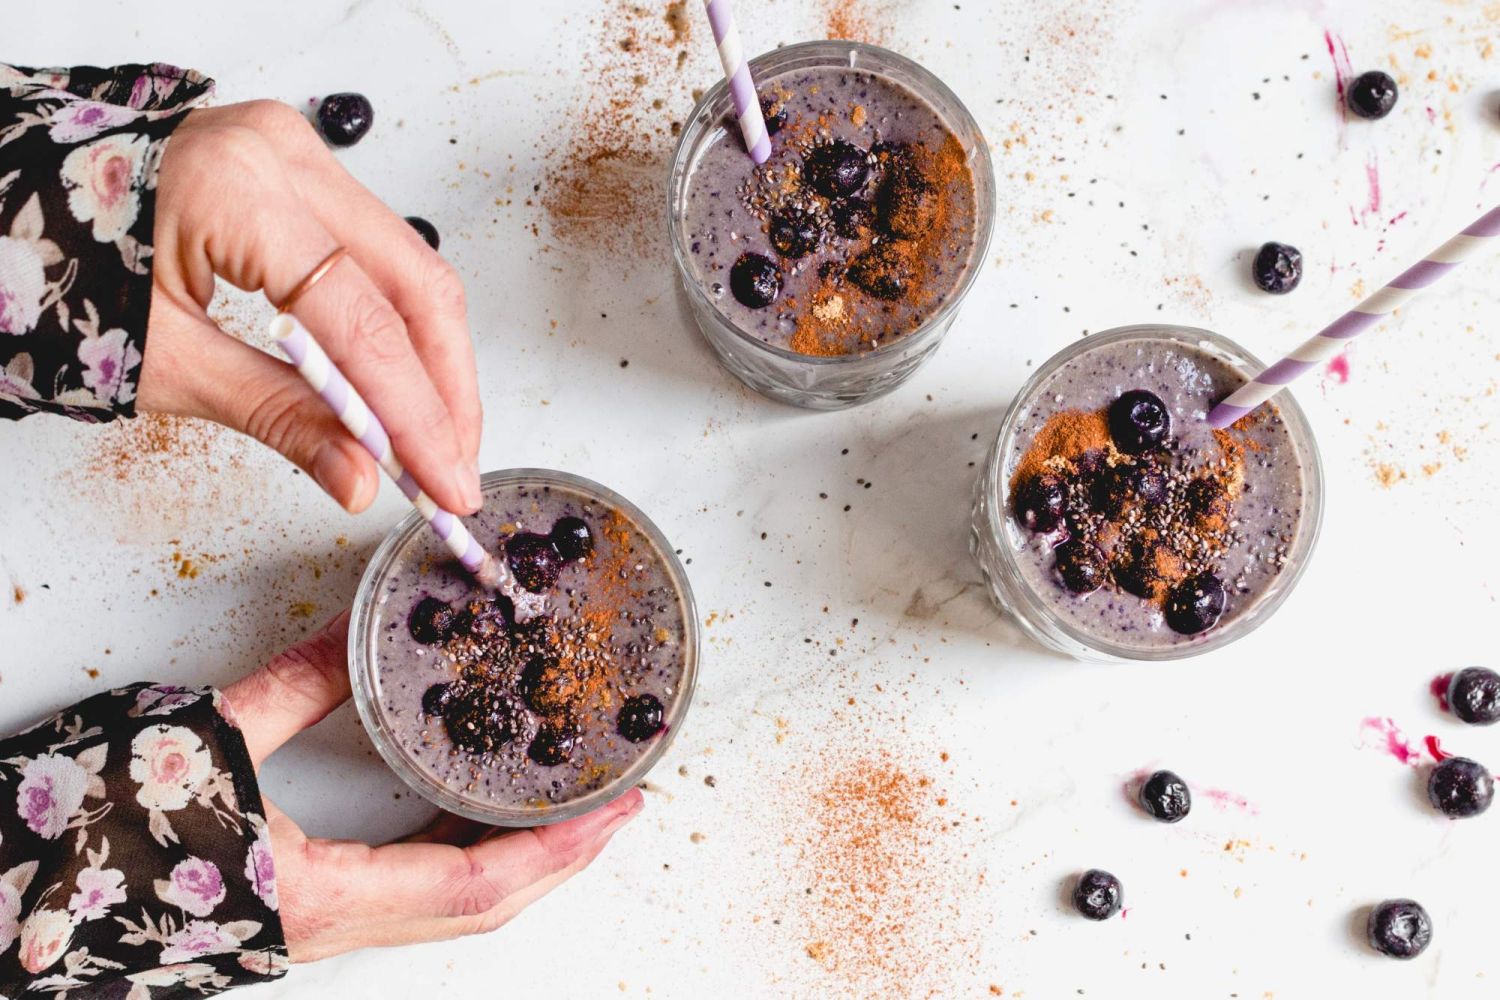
822 0 897 45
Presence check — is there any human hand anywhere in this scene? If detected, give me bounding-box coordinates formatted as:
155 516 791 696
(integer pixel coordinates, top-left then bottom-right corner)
221 611 643 961
141 101 483 515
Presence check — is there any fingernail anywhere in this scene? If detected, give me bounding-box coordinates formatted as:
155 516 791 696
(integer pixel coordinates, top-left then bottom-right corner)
456 464 482 512
311 443 347 507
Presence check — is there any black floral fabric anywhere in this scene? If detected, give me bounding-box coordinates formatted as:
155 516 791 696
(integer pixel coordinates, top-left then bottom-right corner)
0 63 213 422
0 685 287 998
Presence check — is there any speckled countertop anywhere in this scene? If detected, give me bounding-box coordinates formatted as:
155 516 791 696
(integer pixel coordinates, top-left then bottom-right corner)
4 2 1499 997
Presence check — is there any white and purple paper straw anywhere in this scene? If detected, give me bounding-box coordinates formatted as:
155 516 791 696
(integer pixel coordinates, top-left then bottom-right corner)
1208 204 1500 429
269 314 541 617
703 0 771 164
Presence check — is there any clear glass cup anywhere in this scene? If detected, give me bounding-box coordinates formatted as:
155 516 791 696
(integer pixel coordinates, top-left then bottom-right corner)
667 40 996 410
969 325 1325 662
350 469 699 825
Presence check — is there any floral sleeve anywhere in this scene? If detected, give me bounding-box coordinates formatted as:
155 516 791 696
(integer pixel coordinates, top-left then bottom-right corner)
0 685 287 998
0 63 213 422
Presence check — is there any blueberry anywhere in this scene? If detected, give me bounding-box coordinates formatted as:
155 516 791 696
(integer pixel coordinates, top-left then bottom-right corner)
1107 390 1171 454
617 693 665 742
830 197 874 238
876 166 937 239
405 216 440 250
408 596 457 644
1252 242 1303 294
1366 899 1432 959
802 140 869 198
1014 474 1066 533
1139 769 1191 823
421 683 453 717
1164 573 1226 635
1114 542 1165 599
465 596 512 640
506 533 563 593
1097 462 1166 515
1448 667 1500 725
768 210 821 260
518 656 571 716
759 95 787 136
729 252 781 309
1054 541 1107 595
1427 756 1494 818
846 242 911 301
316 92 374 147
1347 70 1398 120
443 689 521 754
1185 477 1230 519
1072 869 1123 921
528 720 579 766
550 516 594 562
513 613 557 650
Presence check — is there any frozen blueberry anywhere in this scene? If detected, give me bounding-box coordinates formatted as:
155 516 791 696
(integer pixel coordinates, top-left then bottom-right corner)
405 216 440 250
803 140 869 198
1347 70 1399 120
1139 769 1191 822
1014 474 1066 533
1097 461 1167 515
513 613 557 651
1054 541 1107 595
617 693 665 742
421 683 454 717
527 721 579 766
1164 573 1226 635
1114 542 1164 599
830 197 874 238
465 596 512 640
1252 242 1303 294
1367 899 1432 959
1427 756 1494 818
876 167 937 239
408 596 457 644
768 210 821 260
316 92 374 147
1447 667 1500 726
518 656 571 716
1185 477 1230 519
550 516 594 562
1072 869 1123 921
506 533 563 593
846 242 911 301
759 95 787 136
443 689 521 754
729 252 781 309
1107 390 1170 454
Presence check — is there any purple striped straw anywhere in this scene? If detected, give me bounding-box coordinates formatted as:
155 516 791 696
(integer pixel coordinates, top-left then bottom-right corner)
1209 204 1500 429
703 0 771 164
268 314 545 621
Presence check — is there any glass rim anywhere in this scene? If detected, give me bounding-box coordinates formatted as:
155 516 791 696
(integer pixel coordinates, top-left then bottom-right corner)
349 468 700 825
666 38 996 367
979 324 1326 662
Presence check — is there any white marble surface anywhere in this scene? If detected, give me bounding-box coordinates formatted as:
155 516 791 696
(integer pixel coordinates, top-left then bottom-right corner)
6 1 1500 997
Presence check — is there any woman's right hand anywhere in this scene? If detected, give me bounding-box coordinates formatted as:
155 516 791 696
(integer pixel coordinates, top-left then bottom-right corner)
222 612 643 961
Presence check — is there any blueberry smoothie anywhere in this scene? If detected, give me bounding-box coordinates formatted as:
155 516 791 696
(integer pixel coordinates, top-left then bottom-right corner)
681 65 979 356
356 474 694 820
1000 332 1310 652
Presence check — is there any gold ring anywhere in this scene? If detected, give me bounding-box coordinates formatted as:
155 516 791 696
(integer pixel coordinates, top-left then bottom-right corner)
277 247 349 314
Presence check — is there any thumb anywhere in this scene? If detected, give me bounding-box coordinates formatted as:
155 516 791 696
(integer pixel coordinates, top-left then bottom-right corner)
223 610 353 768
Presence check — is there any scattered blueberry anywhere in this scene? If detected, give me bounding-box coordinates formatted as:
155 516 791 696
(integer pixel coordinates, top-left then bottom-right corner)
846 242 911 300
1185 477 1230 519
1367 899 1432 959
421 683 453 717
1427 756 1494 818
759 95 787 136
518 656 570 716
513 613 557 650
1014 474 1066 533
876 165 937 239
830 197 874 238
729 252 781 309
617 693 665 742
405 216 440 250
1252 242 1303 294
1114 542 1165 599
768 209 821 259
316 92 374 147
1054 541 1108 595
1447 667 1500 726
1347 70 1399 120
408 596 457 644
1097 461 1166 515
443 689 522 754
465 596 512 640
1107 390 1170 454
506 533 563 592
1072 869 1123 920
528 721 579 766
802 140 869 198
1139 769 1191 823
550 516 594 562
1164 573 1226 635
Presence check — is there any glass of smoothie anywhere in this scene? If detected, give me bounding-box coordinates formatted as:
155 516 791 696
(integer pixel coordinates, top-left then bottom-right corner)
668 40 995 409
970 326 1323 661
350 469 698 825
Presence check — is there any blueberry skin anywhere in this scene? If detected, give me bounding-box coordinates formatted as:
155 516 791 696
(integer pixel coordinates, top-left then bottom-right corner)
617 694 665 743
1252 242 1303 294
802 140 870 198
1107 390 1171 454
316 92 374 146
405 216 440 250
729 252 781 309
550 516 594 562
506 533 563 593
1139 770 1191 823
1164 573 1227 636
408 596 457 644
1347 71 1399 120
1367 899 1432 959
1072 869 1123 920
1013 474 1066 533
1054 541 1107 595
527 722 579 766
1427 756 1494 818
1448 667 1500 725
768 210 821 260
